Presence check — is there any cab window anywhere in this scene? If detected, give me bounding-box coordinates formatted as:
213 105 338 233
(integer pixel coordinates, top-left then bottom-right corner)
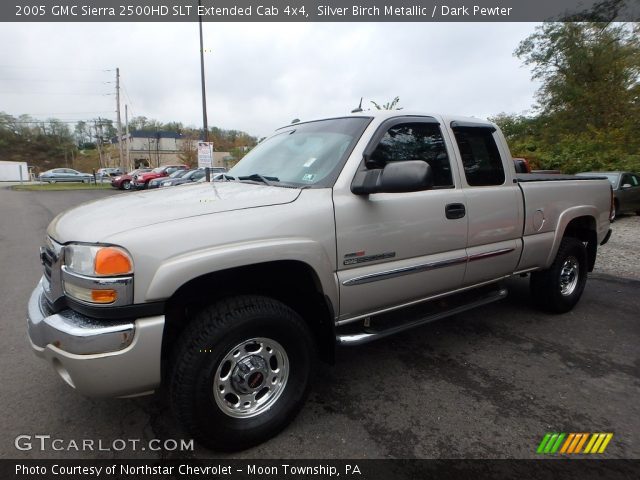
369 122 453 188
452 127 505 186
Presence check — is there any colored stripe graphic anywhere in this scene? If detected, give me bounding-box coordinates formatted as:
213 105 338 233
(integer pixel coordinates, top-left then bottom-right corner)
537 433 613 454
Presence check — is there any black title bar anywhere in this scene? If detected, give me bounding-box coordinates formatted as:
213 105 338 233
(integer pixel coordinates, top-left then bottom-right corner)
2 0 640 22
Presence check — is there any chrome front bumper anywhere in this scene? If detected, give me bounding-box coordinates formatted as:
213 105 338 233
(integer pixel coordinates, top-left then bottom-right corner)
27 279 164 398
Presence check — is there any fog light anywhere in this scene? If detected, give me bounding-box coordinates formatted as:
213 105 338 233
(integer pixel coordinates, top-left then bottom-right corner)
91 289 117 303
64 282 117 304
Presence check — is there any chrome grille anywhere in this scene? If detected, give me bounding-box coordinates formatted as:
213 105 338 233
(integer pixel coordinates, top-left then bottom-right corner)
40 236 64 307
41 246 54 281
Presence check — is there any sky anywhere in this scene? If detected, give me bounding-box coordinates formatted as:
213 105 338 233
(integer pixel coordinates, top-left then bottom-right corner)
0 22 541 138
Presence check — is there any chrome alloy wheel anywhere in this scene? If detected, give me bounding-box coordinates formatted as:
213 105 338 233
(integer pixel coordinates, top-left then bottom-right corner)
559 256 579 296
213 337 289 418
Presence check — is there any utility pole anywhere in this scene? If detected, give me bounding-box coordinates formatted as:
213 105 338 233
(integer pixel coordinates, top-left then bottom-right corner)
94 120 103 168
116 68 125 169
198 0 211 182
125 104 131 172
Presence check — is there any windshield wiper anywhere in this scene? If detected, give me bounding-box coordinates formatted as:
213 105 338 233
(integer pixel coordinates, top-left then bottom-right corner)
237 173 279 186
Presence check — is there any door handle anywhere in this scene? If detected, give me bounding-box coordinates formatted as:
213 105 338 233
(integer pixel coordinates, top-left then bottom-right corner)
445 203 466 219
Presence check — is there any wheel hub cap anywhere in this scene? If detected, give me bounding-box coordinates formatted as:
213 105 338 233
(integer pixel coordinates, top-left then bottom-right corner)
213 337 289 418
231 355 267 393
559 257 579 296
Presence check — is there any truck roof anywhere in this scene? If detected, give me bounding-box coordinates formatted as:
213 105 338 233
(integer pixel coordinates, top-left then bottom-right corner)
278 110 496 131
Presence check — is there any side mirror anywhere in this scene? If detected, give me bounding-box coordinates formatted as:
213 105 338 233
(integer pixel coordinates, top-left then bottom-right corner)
352 161 434 195
621 183 632 189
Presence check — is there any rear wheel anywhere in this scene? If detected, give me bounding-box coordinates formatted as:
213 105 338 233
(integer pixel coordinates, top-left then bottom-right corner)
530 237 588 313
169 295 315 451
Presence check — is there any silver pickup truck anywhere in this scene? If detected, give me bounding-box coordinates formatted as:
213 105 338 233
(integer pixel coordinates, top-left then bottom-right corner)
28 112 613 450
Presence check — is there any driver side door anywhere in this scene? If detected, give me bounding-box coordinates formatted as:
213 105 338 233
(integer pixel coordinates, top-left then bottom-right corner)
334 117 468 321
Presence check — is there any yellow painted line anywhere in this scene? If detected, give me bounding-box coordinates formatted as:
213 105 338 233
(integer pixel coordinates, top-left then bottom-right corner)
574 433 589 453
567 434 583 454
590 434 606 453
584 434 598 454
597 433 613 454
560 433 576 454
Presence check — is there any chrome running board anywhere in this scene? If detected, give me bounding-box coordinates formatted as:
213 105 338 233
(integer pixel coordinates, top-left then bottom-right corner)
336 285 508 346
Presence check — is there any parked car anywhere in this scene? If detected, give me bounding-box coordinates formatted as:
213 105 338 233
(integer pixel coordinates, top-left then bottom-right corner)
111 168 152 190
193 167 231 183
96 168 123 179
133 165 188 189
148 169 190 189
39 168 93 183
161 168 207 187
512 157 531 174
576 171 640 217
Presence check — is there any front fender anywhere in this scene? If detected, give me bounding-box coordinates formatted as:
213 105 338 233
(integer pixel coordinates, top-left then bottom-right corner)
144 237 339 314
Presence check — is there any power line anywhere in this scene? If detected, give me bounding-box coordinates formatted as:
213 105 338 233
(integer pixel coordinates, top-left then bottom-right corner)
18 111 114 115
0 92 112 96
0 78 109 84
0 65 112 72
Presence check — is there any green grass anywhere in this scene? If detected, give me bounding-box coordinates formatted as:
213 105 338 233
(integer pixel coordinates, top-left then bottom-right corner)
11 182 115 192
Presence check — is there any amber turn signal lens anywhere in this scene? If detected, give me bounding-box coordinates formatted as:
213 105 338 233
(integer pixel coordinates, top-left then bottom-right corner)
91 289 118 303
94 247 133 276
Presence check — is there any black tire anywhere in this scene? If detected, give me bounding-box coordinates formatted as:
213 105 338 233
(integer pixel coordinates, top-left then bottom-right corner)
122 180 131 190
169 295 316 451
530 237 588 314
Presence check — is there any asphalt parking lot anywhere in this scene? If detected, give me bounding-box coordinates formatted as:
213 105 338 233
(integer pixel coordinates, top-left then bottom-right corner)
0 185 638 459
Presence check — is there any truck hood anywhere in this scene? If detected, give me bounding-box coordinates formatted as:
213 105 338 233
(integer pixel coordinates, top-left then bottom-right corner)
48 182 302 243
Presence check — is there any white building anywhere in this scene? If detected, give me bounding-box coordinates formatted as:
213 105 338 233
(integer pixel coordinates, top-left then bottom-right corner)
0 161 29 181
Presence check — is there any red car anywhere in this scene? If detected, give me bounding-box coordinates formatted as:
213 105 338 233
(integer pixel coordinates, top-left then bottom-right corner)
111 168 152 190
132 165 188 189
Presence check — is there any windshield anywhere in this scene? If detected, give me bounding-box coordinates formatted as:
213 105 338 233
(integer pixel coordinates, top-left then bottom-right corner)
228 117 371 187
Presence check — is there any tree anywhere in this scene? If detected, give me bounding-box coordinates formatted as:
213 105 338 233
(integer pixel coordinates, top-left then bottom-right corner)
370 96 403 110
178 132 198 168
515 23 639 133
501 22 640 173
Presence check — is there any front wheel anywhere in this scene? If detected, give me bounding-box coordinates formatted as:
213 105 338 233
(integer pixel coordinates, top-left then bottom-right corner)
530 237 588 313
122 180 131 190
169 295 315 451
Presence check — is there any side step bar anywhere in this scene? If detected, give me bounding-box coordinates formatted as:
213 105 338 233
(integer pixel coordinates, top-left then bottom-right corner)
336 286 508 346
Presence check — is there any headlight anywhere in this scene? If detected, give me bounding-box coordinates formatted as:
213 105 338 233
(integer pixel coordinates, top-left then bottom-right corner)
62 244 133 306
64 244 133 277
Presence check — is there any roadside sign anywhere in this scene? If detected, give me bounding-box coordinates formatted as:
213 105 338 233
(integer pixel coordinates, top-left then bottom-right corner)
197 142 214 168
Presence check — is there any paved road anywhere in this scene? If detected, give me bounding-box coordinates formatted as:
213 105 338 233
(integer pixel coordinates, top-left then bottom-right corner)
0 186 638 459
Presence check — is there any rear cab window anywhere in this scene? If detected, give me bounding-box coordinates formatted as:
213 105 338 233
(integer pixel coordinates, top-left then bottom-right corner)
451 124 505 186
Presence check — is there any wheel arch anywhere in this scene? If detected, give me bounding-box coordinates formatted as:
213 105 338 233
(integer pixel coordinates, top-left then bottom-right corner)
162 260 337 370
549 213 598 271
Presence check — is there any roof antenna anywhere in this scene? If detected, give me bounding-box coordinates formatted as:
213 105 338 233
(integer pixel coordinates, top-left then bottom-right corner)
351 98 363 113
291 118 300 124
